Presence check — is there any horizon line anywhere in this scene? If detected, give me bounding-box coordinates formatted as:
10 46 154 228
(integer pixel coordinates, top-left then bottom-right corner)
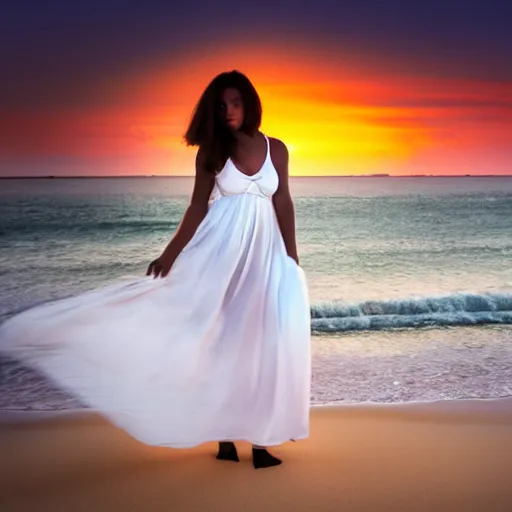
1 174 512 179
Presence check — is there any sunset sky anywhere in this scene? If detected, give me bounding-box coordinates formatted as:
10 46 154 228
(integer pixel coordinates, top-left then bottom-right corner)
1 1 511 177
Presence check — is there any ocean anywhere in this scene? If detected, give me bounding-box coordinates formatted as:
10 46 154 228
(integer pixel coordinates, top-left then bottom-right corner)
1 176 511 409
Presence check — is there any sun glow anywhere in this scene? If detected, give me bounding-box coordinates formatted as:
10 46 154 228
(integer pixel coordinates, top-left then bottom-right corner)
2 38 510 177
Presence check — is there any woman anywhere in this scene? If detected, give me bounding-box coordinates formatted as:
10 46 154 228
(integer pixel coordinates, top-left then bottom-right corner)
0 70 311 470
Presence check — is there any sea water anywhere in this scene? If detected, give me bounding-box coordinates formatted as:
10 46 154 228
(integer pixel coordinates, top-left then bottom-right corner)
1 176 511 409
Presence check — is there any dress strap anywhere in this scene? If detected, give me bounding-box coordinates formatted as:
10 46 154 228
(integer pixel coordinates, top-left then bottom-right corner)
263 134 270 162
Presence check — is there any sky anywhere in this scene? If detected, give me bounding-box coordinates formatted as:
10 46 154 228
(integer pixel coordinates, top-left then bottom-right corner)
0 0 511 177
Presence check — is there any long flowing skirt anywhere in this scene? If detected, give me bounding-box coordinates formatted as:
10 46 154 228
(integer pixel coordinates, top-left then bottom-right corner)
0 193 311 447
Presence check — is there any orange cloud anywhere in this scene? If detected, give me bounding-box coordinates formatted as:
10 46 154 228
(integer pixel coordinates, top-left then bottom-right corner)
1 39 510 176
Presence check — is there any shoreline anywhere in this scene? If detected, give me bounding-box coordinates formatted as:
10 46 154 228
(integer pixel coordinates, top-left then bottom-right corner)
1 395 511 425
2 325 512 411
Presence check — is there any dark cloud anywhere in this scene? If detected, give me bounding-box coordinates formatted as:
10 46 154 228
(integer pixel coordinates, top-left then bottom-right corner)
1 0 511 109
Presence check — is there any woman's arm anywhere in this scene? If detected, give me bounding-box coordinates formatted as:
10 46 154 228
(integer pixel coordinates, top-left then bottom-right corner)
147 149 215 278
271 138 299 265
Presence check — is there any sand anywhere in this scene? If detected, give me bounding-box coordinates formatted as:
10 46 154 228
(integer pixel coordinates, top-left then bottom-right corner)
1 398 512 511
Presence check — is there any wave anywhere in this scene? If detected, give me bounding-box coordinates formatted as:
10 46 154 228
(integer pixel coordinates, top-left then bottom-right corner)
0 219 179 237
310 292 512 332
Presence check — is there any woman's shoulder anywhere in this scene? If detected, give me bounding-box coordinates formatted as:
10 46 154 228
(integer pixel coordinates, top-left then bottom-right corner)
266 135 289 161
265 135 289 175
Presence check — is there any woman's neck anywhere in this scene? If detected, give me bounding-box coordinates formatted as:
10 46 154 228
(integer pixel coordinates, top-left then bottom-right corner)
234 130 261 148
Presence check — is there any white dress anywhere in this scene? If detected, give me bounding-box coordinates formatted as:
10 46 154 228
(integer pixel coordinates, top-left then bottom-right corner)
0 134 311 448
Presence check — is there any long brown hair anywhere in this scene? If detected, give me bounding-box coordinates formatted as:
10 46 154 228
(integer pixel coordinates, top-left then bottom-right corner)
183 70 262 174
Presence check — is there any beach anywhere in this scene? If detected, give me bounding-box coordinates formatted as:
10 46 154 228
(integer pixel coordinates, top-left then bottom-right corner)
2 327 512 511
1 177 511 510
1 398 512 511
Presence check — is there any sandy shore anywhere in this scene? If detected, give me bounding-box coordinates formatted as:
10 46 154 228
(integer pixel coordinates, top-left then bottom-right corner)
1 399 511 511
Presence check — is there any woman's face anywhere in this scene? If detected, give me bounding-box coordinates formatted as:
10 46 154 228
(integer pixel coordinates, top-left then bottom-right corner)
219 87 244 131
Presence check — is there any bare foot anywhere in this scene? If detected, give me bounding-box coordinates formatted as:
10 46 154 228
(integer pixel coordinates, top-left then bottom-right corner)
216 441 239 462
252 447 282 469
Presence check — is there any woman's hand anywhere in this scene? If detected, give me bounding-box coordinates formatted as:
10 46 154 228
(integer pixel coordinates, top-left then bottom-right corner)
146 254 175 279
289 252 300 266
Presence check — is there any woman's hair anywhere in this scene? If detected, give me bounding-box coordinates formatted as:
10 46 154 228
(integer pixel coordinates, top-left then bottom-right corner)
183 70 262 174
